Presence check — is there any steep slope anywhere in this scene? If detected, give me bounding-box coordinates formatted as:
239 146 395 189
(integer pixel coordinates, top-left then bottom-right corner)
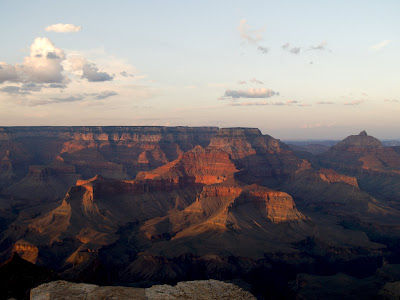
209 128 311 182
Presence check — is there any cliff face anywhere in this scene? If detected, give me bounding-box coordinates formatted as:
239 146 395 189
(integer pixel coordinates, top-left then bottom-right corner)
318 168 358 187
0 126 217 175
210 128 309 180
136 145 238 185
0 126 219 202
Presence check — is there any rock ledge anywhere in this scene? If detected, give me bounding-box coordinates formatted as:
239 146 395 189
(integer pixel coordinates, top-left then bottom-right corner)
30 279 256 300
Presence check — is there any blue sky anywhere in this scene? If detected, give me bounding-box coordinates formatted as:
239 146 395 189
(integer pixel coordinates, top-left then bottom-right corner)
0 0 399 139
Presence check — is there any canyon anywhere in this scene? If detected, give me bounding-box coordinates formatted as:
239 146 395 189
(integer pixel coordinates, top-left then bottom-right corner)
1 127 400 299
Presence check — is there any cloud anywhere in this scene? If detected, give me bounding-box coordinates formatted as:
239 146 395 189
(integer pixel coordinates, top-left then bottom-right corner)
23 38 66 83
317 101 335 104
310 41 329 51
45 23 82 33
290 47 301 54
249 78 263 84
282 43 290 50
238 80 247 85
82 63 113 82
120 71 134 77
0 37 144 107
238 19 270 55
50 95 84 103
286 100 300 104
48 83 66 88
19 95 85 106
257 46 269 54
68 55 113 82
88 90 119 99
222 88 279 99
0 38 66 84
231 100 301 106
384 99 399 103
344 100 365 105
0 86 29 95
301 122 336 129
0 62 18 83
238 19 264 44
0 83 42 95
281 43 301 54
369 40 391 52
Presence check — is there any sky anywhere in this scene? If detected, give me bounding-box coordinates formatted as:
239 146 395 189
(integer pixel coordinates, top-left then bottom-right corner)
0 0 399 140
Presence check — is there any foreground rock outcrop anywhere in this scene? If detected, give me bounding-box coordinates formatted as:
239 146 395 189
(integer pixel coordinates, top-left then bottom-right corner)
30 279 256 300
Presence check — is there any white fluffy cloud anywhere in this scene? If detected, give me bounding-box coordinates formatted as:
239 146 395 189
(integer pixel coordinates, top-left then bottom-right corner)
45 23 82 33
0 38 65 84
22 37 66 83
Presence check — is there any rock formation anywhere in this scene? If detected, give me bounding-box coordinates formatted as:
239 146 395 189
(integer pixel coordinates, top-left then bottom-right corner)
320 131 400 172
30 279 256 300
1 127 400 299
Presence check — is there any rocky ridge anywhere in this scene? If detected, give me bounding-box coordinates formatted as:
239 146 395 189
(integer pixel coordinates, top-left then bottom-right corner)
30 279 256 300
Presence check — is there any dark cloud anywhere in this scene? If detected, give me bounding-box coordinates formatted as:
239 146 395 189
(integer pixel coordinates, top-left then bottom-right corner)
0 86 30 95
222 88 279 99
48 83 66 88
50 95 84 103
46 52 61 59
282 43 301 54
257 46 269 54
120 71 134 77
0 63 18 83
82 63 113 82
22 82 42 92
0 82 42 95
88 90 119 99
